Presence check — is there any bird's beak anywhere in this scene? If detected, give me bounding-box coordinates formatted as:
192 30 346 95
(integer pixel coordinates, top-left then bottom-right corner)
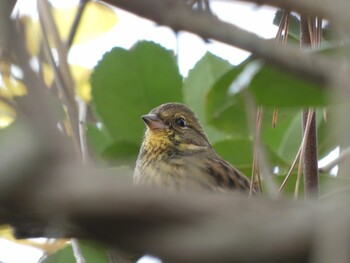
141 114 166 130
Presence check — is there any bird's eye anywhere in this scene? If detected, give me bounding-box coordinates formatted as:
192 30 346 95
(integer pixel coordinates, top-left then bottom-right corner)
175 117 187 128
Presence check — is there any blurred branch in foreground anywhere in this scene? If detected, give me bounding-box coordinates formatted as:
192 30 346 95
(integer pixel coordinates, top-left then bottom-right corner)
0 154 350 263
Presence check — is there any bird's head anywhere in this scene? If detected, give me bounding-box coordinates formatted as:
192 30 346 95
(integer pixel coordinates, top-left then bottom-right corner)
141 102 211 155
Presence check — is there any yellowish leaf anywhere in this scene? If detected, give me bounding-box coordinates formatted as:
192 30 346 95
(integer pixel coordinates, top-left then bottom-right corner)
41 63 55 87
0 101 15 128
1 75 27 97
53 1 118 45
21 16 42 56
71 65 92 102
0 225 67 253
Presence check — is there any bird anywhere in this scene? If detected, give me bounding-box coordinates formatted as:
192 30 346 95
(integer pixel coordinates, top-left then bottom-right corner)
134 102 253 193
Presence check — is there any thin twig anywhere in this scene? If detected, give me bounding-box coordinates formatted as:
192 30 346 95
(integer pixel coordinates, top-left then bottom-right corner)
282 11 290 45
39 21 81 155
294 149 303 200
250 107 263 195
278 145 301 192
77 97 90 164
66 0 90 48
244 93 278 197
279 109 315 193
38 0 76 100
38 0 81 155
272 10 290 128
294 109 315 199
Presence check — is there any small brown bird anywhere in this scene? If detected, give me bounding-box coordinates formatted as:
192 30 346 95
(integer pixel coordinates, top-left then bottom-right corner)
134 102 252 193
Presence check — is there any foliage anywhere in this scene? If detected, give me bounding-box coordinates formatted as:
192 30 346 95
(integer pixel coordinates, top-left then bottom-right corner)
89 41 331 179
91 41 182 160
40 241 109 263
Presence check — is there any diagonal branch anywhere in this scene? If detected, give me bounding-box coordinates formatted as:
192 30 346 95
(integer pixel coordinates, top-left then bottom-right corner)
103 0 349 94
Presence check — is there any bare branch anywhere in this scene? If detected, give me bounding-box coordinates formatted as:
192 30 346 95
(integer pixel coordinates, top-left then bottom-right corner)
38 0 81 154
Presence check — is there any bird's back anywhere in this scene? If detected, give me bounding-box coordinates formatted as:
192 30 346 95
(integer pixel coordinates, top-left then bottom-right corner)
134 148 252 193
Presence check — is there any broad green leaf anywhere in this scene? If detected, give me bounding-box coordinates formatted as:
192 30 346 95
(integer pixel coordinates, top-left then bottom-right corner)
40 245 76 263
262 109 302 164
91 41 182 146
213 139 253 176
86 123 113 157
184 52 232 145
317 105 350 161
213 139 289 178
249 65 328 107
102 141 139 160
206 64 250 139
41 241 109 263
184 52 232 122
273 173 350 198
263 108 331 164
272 173 304 197
317 111 339 159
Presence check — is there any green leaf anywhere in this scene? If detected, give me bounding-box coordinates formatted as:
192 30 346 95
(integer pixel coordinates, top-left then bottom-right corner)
102 141 139 160
272 173 304 197
41 242 109 263
317 106 350 160
86 123 113 157
262 109 302 164
263 108 327 164
272 173 350 198
213 139 288 178
91 41 182 146
249 64 328 107
317 112 338 159
184 52 232 122
206 63 251 138
213 139 253 176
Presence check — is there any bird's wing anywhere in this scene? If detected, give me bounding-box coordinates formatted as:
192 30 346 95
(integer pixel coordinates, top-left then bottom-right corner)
197 154 253 192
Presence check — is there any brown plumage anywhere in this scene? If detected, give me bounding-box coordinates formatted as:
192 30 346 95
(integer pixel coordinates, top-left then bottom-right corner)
134 102 252 193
